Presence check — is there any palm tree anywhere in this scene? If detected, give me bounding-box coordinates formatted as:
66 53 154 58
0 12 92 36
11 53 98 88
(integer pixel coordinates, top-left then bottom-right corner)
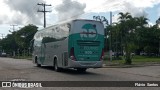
134 16 149 54
118 12 135 64
135 16 148 28
118 12 132 23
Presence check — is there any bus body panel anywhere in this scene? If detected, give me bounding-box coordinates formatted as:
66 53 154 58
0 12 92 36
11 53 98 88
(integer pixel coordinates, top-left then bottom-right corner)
44 38 68 67
67 60 103 68
33 23 69 67
68 20 104 67
32 19 104 69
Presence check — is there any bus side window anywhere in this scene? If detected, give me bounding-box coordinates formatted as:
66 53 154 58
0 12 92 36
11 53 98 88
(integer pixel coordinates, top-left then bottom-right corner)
42 37 58 43
30 39 34 51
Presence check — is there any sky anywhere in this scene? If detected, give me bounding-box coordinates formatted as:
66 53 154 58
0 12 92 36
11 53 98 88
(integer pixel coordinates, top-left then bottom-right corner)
0 0 160 38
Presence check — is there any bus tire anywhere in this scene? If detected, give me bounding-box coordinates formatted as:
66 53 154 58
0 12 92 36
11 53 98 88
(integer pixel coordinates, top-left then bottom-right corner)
37 63 41 67
54 59 61 72
35 57 41 67
77 68 87 72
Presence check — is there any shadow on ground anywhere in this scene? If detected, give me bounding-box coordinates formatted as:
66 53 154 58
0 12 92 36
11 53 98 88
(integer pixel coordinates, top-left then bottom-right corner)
34 66 102 76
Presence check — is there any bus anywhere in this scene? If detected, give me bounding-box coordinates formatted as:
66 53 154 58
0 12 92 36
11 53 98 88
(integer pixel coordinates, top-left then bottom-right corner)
32 19 104 72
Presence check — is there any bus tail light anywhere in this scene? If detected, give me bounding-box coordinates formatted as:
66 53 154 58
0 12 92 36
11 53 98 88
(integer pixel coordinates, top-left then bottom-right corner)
100 49 104 60
70 47 76 60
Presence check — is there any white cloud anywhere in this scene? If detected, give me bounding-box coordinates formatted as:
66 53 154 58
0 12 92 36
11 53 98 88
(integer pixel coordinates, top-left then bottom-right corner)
1 0 160 25
76 0 160 18
1 0 45 25
126 0 160 8
77 0 160 12
76 0 107 12
0 0 11 16
112 14 120 23
121 2 148 17
55 0 86 21
148 21 154 26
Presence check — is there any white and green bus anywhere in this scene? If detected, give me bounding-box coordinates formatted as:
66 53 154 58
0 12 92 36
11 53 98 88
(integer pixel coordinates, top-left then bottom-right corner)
32 19 104 72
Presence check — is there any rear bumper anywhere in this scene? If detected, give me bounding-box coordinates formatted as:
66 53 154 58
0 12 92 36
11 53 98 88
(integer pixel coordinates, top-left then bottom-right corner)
67 59 103 68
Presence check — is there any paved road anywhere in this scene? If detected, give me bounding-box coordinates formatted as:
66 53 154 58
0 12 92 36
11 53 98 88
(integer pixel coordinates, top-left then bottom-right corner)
0 57 159 90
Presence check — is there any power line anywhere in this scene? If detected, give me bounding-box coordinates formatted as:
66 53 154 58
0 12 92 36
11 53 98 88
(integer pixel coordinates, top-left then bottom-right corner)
37 3 52 28
10 24 18 32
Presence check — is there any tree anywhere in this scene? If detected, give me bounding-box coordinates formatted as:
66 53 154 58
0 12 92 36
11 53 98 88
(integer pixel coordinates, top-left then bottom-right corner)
108 23 121 58
0 34 18 54
155 17 160 55
135 17 160 56
0 24 38 56
134 16 149 55
135 16 148 28
104 12 159 63
15 24 38 55
118 12 132 23
118 12 138 64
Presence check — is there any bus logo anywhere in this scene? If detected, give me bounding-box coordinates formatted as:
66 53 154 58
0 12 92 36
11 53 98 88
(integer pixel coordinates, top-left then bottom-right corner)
2 82 11 87
80 24 98 40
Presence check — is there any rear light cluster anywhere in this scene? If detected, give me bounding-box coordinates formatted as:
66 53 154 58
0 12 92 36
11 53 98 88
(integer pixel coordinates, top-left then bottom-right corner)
100 49 104 60
70 47 76 60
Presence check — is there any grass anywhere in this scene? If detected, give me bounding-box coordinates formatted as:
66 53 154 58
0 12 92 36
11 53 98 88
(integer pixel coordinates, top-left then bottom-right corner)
132 56 160 63
104 55 160 65
13 55 32 60
12 55 160 64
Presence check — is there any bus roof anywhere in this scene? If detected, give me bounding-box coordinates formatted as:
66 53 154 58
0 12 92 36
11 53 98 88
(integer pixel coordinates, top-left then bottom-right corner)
38 19 102 31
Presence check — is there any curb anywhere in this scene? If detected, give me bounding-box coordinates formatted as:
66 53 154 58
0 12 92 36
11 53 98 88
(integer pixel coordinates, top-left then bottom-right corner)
103 63 160 68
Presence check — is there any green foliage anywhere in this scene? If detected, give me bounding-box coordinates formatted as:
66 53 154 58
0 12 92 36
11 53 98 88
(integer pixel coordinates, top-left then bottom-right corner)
0 34 18 53
15 24 38 49
0 24 38 55
144 46 158 54
106 12 160 65
105 56 160 65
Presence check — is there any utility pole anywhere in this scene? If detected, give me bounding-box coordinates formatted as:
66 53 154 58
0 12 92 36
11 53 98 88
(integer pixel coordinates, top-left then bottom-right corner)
37 3 52 28
0 33 5 39
10 24 18 32
10 24 17 57
109 11 112 61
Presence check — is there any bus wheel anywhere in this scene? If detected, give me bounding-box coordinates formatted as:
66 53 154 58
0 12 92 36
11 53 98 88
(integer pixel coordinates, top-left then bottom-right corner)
35 57 41 67
36 63 41 67
54 60 61 72
77 68 87 72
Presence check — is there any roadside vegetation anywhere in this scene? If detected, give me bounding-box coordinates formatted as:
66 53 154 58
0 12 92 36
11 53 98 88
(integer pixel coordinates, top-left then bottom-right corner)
14 56 32 59
0 12 160 65
0 24 38 58
102 12 160 65
104 55 160 65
